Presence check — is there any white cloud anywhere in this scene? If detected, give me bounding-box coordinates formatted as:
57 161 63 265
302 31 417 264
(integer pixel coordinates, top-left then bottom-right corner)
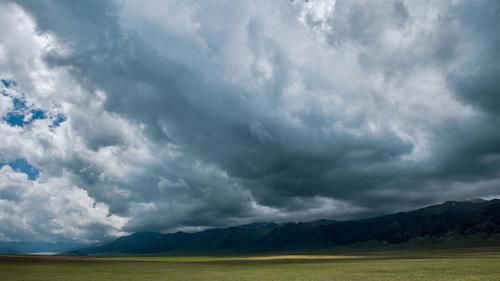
0 166 126 242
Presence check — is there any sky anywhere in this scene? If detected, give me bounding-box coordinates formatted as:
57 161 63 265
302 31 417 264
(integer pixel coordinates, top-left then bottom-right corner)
0 0 499 243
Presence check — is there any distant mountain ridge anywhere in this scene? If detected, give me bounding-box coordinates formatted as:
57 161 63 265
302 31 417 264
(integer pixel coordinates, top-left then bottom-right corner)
0 241 84 254
69 199 500 255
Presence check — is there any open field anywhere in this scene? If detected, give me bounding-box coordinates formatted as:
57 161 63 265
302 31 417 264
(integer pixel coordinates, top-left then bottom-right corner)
1 247 500 281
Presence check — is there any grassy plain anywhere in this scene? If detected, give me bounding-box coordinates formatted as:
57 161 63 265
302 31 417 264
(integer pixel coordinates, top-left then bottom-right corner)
1 247 500 281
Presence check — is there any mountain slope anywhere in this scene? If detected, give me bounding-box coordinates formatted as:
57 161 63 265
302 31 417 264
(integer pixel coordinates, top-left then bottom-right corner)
69 199 500 255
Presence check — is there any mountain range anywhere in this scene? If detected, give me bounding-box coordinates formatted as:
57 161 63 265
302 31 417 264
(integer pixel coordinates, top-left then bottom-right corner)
68 198 500 255
0 241 84 255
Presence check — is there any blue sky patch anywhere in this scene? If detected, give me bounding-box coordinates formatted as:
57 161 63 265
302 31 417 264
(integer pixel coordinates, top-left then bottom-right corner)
30 109 46 121
3 112 25 127
1 79 16 88
1 159 40 180
0 79 52 128
50 113 67 128
12 97 27 111
2 106 48 128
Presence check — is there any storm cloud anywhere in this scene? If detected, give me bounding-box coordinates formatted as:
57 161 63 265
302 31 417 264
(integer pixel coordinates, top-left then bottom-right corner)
0 0 499 242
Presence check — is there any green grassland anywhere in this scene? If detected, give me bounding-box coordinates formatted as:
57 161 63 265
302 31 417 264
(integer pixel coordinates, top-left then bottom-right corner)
1 247 500 281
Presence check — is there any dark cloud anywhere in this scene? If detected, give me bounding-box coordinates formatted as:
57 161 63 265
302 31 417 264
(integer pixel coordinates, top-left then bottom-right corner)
448 0 500 115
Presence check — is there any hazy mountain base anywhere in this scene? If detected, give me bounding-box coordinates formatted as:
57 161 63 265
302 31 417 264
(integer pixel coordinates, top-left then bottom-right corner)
0 241 85 255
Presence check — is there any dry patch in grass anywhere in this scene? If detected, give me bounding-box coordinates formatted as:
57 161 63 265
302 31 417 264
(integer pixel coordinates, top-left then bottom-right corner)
232 255 364 261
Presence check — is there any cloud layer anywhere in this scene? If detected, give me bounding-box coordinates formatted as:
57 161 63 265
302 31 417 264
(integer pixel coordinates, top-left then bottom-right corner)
0 0 499 242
